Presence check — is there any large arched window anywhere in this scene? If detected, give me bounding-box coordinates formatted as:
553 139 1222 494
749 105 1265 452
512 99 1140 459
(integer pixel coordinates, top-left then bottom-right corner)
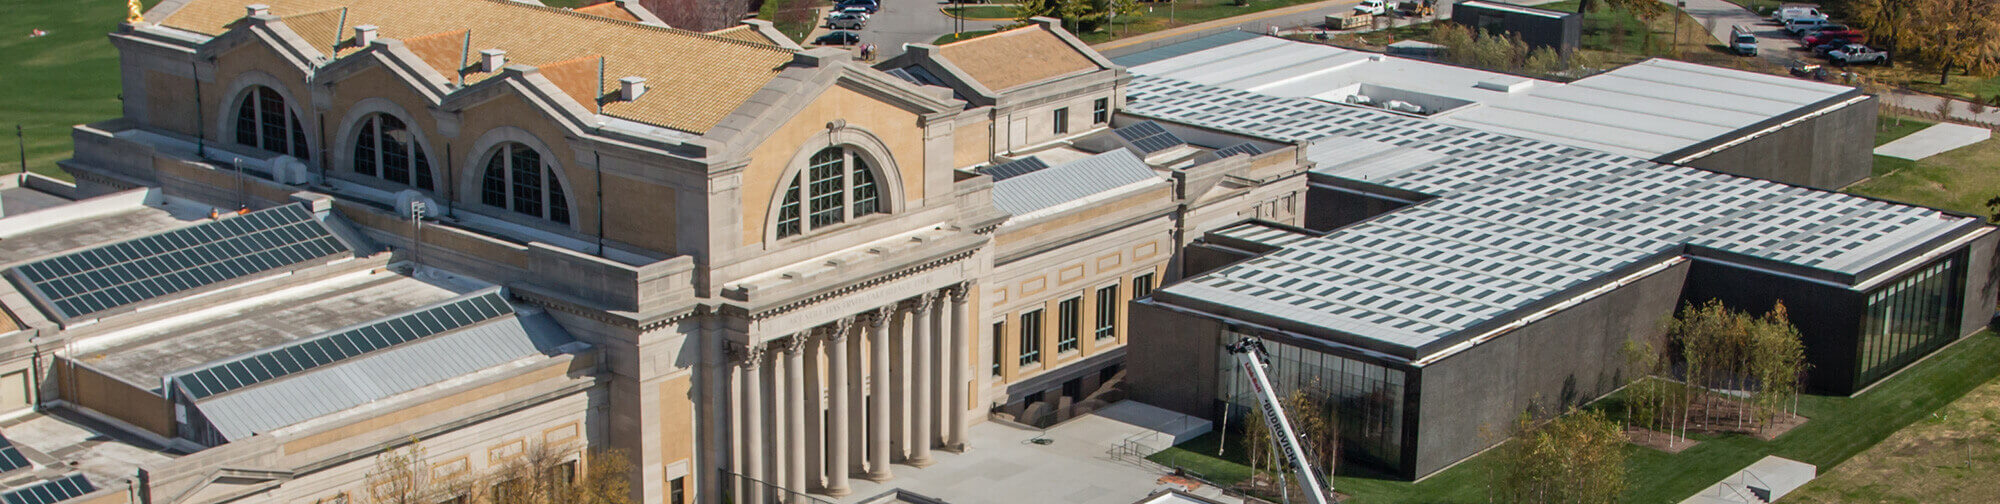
351 113 435 191
776 147 881 239
233 86 308 158
480 143 571 225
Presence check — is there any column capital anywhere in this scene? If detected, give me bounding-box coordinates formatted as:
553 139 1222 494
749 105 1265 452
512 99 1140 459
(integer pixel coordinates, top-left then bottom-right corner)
823 317 854 344
862 306 893 328
730 341 768 369
946 282 970 302
782 333 808 355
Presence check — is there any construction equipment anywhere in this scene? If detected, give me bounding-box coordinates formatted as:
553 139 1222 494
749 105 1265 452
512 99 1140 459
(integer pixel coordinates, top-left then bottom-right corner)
1226 337 1335 504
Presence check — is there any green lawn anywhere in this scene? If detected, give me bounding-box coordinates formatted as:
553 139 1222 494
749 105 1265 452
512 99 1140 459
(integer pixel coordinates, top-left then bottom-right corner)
1784 363 2000 503
1150 332 2000 503
1070 0 1327 44
943 5 1019 20
1847 136 2000 219
757 0 823 43
1867 115 1934 177
0 0 156 181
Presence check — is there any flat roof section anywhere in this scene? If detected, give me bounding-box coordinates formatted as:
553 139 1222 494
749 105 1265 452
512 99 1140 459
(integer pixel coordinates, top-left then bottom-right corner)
1208 221 1318 250
1128 74 1975 355
1124 36 1859 159
0 199 211 267
0 187 74 217
70 266 486 388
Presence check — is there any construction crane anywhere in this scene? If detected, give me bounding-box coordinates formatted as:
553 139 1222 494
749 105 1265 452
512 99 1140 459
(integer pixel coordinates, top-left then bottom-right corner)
1226 337 1335 504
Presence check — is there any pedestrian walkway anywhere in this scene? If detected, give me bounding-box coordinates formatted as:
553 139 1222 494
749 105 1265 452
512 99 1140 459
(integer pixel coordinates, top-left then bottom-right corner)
1875 123 1994 160
1680 456 1816 504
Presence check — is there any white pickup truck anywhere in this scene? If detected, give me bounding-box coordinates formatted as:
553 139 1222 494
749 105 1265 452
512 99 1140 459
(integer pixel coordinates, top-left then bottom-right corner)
1354 0 1388 16
1828 45 1888 65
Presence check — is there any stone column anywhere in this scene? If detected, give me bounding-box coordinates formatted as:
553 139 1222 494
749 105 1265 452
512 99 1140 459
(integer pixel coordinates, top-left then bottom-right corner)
701 316 726 504
865 307 894 481
803 330 825 493
909 293 937 466
769 353 786 501
948 283 971 450
736 342 767 504
823 320 853 496
784 335 808 502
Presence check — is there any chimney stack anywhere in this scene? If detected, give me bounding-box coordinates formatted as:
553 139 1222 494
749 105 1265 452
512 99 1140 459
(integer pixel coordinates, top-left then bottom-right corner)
619 77 648 101
480 49 507 72
246 4 271 17
353 25 378 46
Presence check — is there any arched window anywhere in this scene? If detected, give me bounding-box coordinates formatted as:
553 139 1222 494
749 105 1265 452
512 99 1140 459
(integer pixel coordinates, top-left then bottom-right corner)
351 113 435 191
233 86 309 158
480 143 571 225
775 147 882 239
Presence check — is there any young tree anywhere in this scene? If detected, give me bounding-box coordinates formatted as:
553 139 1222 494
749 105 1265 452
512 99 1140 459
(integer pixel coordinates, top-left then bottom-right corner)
1492 409 1628 504
367 442 480 504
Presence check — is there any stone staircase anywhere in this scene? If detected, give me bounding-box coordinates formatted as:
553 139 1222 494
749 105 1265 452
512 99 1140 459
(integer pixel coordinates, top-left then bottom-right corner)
1680 456 1817 504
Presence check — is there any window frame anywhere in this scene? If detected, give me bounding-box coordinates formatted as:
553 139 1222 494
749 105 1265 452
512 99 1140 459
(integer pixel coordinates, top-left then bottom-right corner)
992 320 1006 377
1019 309 1043 367
1094 284 1118 341
1057 297 1080 354
774 146 888 240
1134 272 1156 298
1092 97 1109 125
233 86 310 159
1053 107 1070 134
349 113 435 191
478 142 573 226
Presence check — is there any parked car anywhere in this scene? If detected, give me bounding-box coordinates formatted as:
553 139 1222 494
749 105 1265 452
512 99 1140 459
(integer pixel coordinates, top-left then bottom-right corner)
1771 6 1823 24
838 0 879 13
815 31 861 46
1796 23 1849 38
1729 25 1758 56
1354 0 1388 16
1784 17 1832 36
1829 45 1889 65
1802 30 1863 47
827 13 866 29
835 6 872 18
1809 40 1847 56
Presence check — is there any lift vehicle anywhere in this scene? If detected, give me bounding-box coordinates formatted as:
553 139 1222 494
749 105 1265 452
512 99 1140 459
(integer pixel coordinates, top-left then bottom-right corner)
1226 337 1335 504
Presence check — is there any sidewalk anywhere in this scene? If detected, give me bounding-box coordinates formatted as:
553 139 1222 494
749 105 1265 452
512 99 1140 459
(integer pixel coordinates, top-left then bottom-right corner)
1091 0 1363 58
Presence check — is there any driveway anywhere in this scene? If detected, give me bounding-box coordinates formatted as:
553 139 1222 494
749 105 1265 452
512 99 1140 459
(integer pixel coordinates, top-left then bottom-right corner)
804 1 1014 58
1667 0 1810 66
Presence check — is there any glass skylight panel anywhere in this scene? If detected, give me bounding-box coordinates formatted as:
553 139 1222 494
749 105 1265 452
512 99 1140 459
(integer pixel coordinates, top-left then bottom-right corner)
168 292 514 401
3 474 95 504
0 435 30 473
11 204 348 320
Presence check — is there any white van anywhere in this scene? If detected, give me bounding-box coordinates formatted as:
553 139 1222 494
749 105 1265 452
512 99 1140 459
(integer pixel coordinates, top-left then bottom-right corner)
1784 16 1831 35
1771 6 1822 24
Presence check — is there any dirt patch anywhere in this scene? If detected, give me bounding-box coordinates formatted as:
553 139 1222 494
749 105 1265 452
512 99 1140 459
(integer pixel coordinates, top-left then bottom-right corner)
1786 377 2000 503
1625 426 1699 454
1676 394 1808 440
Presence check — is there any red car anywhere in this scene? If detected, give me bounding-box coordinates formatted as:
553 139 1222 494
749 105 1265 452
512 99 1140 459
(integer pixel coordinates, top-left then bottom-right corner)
1802 28 1864 47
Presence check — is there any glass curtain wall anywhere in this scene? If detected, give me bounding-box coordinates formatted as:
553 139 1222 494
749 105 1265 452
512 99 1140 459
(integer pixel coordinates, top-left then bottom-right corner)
1215 330 1407 470
1856 256 1963 387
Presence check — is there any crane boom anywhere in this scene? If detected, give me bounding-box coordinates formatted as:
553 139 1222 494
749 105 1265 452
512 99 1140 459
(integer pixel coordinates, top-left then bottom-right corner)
1227 337 1333 504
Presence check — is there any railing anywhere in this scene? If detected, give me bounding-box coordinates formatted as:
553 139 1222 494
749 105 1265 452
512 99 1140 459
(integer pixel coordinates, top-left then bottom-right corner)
719 469 838 504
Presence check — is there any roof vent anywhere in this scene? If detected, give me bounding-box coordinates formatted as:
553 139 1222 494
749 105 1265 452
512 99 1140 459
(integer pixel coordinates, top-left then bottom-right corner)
353 25 378 47
479 49 507 72
1474 78 1535 93
619 76 647 101
246 4 271 17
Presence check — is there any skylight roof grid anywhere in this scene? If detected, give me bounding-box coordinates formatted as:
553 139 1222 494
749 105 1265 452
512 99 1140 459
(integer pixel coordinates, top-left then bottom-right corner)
1113 121 1189 154
977 157 1051 182
9 204 350 321
1213 142 1265 158
1130 74 1976 350
166 290 514 401
0 435 29 473
2 474 94 504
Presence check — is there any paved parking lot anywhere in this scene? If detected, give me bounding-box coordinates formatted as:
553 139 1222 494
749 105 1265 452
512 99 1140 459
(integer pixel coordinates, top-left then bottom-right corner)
802 1 1013 58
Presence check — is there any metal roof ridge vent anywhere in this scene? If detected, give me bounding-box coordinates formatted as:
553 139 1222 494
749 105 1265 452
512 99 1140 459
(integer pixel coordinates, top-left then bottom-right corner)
1474 78 1534 93
354 25 378 46
480 49 507 72
618 76 647 101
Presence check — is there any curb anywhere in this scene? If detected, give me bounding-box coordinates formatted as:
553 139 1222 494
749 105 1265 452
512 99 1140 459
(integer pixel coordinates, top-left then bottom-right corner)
939 7 1017 21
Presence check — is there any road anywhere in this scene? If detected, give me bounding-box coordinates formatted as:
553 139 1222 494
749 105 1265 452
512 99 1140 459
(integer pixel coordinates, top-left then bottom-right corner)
1666 0 1805 66
804 1 1013 58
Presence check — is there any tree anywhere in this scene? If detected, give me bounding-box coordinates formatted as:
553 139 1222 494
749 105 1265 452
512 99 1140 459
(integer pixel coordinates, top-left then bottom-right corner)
1666 300 1808 432
367 442 478 504
1844 0 2000 84
1491 409 1628 504
365 440 635 504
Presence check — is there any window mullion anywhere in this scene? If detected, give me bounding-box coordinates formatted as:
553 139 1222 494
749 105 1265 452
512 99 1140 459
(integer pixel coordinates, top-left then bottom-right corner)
843 152 857 222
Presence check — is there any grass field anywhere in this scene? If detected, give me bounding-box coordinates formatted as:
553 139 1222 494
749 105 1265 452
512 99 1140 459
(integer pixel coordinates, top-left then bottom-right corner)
944 4 1020 19
1325 1 1768 79
1785 372 2000 503
1846 135 2000 219
1149 332 2000 503
1866 115 1934 176
0 0 156 181
1068 0 1326 44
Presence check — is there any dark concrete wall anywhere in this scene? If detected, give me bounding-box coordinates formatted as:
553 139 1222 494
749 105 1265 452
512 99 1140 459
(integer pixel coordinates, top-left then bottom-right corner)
1679 258 1869 394
1449 2 1582 51
1305 185 1410 232
1680 96 1877 190
1182 242 1258 278
1125 300 1224 418
1957 230 2000 337
1412 260 1690 478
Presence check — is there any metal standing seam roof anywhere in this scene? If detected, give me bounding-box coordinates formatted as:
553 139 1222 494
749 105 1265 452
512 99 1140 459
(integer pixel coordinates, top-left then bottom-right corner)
1 474 95 504
188 301 574 440
1126 75 1975 350
8 203 350 321
990 149 1163 216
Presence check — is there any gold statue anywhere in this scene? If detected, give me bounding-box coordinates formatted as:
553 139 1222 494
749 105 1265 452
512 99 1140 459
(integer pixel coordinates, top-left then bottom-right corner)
127 0 144 24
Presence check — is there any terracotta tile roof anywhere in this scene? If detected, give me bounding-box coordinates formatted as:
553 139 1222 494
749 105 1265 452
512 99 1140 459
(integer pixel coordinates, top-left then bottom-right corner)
403 29 470 83
574 2 641 23
279 7 346 54
938 25 1099 91
708 25 781 47
160 0 796 134
540 55 607 111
